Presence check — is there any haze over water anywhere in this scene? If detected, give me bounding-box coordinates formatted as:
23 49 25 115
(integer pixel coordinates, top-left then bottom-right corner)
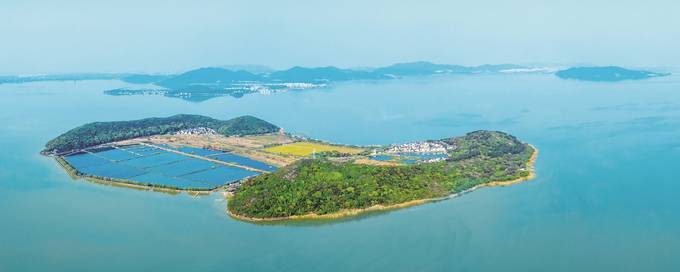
2 0 679 74
1 72 680 271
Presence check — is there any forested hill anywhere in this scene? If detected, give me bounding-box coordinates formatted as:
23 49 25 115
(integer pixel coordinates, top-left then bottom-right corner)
228 130 536 220
43 115 278 154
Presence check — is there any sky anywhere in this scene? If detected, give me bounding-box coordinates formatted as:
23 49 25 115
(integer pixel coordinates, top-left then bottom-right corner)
1 0 679 74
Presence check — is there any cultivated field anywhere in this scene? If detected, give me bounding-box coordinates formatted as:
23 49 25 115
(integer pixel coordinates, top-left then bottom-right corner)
263 141 364 156
125 133 298 167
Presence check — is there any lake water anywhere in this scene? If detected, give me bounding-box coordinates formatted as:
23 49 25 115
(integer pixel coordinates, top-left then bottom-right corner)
1 73 680 271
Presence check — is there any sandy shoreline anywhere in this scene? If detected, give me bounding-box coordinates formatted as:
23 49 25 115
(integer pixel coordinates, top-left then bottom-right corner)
227 145 538 222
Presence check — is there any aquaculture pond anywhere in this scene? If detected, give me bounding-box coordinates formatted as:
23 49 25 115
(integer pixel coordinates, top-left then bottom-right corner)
210 153 278 172
62 145 268 190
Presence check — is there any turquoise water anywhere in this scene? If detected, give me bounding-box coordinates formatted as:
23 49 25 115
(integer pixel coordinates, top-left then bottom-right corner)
1 73 680 271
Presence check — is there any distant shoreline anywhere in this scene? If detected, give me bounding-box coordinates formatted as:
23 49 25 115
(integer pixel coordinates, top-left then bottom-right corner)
227 145 538 222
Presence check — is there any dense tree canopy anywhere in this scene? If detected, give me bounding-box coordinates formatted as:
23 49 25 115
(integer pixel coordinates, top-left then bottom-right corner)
43 115 278 154
229 131 535 219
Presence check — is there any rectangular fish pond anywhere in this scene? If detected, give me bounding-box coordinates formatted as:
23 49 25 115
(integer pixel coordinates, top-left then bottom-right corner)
61 144 273 190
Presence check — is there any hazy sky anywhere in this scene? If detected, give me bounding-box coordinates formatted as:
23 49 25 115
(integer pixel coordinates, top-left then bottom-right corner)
1 0 679 74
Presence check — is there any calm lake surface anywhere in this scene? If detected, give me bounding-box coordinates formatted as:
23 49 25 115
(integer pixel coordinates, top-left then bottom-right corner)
1 73 680 271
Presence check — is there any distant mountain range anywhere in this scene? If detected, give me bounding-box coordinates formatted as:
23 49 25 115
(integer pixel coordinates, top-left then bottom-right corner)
1 62 671 101
555 66 670 82
103 62 550 101
145 61 538 89
0 61 538 87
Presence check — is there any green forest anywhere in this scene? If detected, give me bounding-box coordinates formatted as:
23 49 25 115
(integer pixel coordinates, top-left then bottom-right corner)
228 131 535 219
43 114 278 154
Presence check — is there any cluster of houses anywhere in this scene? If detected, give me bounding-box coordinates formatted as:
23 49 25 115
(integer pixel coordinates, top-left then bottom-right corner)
385 141 450 154
174 127 217 136
224 180 243 193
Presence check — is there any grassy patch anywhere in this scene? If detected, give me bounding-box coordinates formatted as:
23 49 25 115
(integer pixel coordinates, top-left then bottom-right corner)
263 142 364 157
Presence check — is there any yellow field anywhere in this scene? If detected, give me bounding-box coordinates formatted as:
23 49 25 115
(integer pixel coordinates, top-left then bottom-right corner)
263 141 364 156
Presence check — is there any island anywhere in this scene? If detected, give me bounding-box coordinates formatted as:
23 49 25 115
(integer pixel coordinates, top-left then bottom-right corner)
228 130 537 221
555 66 670 81
44 115 537 221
